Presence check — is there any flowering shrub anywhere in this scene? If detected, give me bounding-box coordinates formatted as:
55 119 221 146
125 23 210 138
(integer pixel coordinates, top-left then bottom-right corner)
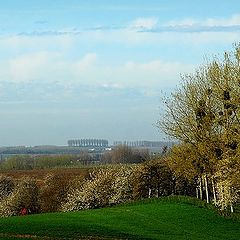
62 165 135 211
0 177 39 217
0 175 15 202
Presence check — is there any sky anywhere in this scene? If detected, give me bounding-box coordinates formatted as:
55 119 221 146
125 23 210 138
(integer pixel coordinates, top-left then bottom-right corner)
1 0 240 146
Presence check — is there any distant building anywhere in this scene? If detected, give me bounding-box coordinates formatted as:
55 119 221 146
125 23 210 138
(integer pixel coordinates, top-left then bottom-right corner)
68 139 108 147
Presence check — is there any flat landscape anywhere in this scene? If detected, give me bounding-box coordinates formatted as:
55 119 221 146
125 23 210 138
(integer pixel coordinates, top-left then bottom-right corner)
0 2 240 240
0 197 239 240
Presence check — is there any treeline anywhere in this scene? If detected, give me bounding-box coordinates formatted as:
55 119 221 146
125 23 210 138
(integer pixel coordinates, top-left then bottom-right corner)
159 44 240 212
0 145 155 170
0 146 102 155
0 159 195 217
0 153 88 170
101 145 152 164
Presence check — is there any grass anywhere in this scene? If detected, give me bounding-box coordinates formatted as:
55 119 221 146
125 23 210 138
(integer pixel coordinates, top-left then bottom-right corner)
0 196 239 240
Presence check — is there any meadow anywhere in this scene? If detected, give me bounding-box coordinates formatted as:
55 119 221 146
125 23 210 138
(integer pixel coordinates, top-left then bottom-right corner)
0 196 239 240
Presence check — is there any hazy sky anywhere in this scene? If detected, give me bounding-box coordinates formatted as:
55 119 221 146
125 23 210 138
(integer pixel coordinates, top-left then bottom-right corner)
1 0 240 146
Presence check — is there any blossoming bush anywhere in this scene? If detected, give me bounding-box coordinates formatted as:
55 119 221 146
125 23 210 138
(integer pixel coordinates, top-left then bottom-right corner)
0 175 15 202
0 177 39 217
62 165 135 211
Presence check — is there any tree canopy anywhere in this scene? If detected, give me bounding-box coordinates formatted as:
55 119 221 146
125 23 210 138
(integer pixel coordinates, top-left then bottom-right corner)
158 44 240 211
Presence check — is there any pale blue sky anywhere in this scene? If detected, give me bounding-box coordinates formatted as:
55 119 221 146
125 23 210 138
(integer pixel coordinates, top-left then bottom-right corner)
0 1 240 146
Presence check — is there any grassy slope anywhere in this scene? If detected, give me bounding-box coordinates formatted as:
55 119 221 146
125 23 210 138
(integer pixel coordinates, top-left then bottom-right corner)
0 197 239 240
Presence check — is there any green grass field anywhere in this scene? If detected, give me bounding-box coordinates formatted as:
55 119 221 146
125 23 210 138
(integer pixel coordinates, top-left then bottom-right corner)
0 197 239 240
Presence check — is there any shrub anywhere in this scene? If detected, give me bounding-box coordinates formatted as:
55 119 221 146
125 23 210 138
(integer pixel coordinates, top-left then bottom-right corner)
0 175 15 202
62 165 135 211
39 173 79 212
0 177 39 217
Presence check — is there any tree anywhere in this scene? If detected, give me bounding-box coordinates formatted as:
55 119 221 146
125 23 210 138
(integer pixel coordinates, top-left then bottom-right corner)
101 145 149 164
0 177 39 217
131 159 174 199
165 144 204 199
158 44 240 210
78 151 93 165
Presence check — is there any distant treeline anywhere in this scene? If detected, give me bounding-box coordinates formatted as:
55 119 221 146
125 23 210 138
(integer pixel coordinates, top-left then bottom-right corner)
0 141 173 156
0 146 103 155
0 145 166 170
0 154 95 170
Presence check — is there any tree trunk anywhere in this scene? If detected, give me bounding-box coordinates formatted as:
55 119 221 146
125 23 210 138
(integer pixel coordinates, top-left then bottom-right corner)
230 187 234 213
220 183 224 211
172 177 176 195
211 177 217 205
199 176 203 200
156 184 159 198
230 204 234 213
148 188 152 198
204 175 209 203
196 187 199 199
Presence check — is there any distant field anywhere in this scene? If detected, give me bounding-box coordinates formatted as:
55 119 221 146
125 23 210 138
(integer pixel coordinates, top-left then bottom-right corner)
0 197 239 240
0 167 90 180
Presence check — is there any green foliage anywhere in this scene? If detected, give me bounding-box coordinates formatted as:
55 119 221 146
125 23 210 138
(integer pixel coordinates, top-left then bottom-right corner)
0 156 34 170
0 154 82 170
0 145 90 155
